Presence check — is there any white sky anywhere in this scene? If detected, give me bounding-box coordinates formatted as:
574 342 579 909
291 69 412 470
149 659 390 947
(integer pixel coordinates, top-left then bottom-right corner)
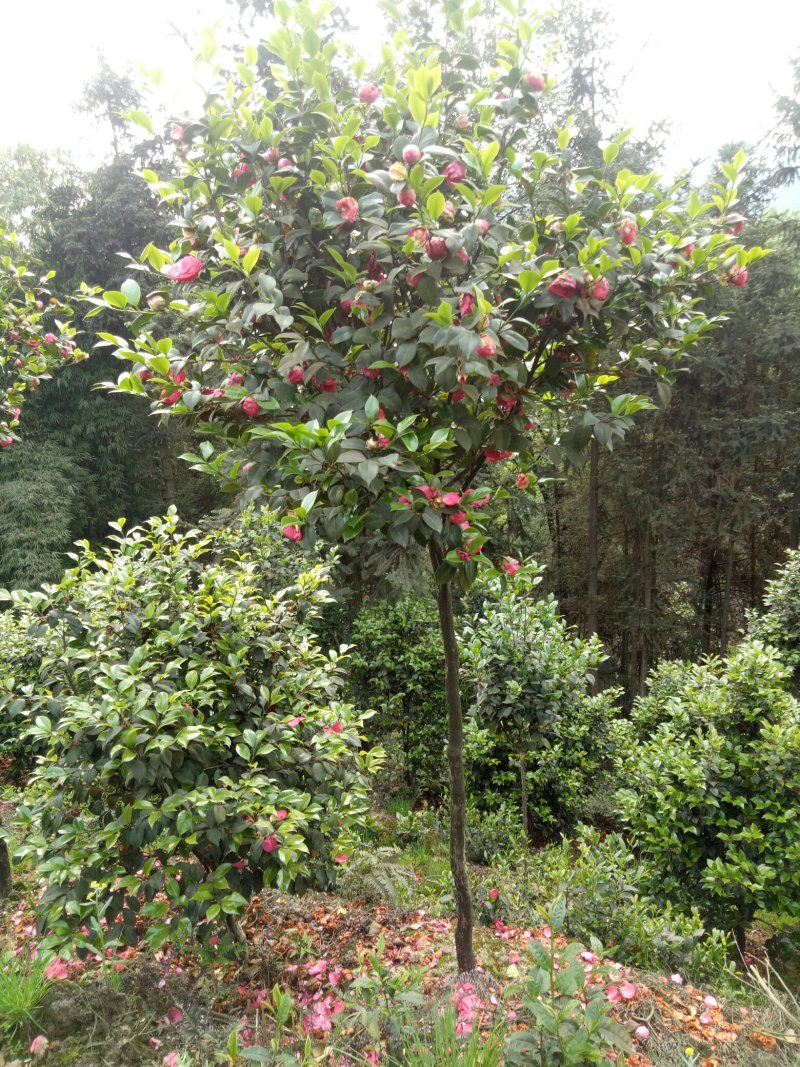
1 0 799 204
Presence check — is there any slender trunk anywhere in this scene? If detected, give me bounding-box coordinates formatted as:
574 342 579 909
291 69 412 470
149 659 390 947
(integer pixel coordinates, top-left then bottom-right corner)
428 542 475 974
720 537 735 654
0 839 11 897
519 752 529 842
586 439 599 637
638 524 652 696
159 435 177 507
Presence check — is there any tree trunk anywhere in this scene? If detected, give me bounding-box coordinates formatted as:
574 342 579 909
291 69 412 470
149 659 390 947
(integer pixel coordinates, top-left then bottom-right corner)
701 546 718 653
159 434 177 507
519 752 529 842
638 523 653 696
720 537 735 654
586 439 599 694
428 542 475 974
0 839 12 897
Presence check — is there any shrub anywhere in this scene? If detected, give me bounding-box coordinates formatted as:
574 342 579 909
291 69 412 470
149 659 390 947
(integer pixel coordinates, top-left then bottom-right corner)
348 596 447 799
462 580 620 837
335 846 416 905
465 800 525 866
749 548 800 685
523 827 731 981
10 509 380 950
618 640 800 943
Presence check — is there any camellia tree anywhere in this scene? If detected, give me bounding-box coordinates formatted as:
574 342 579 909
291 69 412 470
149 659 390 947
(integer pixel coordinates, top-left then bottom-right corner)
0 226 85 446
96 0 765 971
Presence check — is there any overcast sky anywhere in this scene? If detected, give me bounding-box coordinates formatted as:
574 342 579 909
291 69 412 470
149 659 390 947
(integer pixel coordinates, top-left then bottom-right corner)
2 0 799 204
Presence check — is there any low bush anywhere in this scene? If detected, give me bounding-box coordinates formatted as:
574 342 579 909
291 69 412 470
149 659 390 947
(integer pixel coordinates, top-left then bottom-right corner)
8 509 380 951
618 640 800 944
749 548 800 686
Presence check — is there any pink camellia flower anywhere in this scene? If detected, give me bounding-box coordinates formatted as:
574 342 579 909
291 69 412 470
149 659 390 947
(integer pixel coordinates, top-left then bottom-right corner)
170 124 185 142
319 378 338 393
167 255 204 282
516 473 530 489
579 950 598 963
454 249 469 265
307 958 330 977
277 157 293 169
43 332 56 344
449 510 470 529
162 388 183 407
617 218 638 245
501 557 520 575
227 371 244 386
374 433 390 448
476 334 497 358
232 162 251 180
0 437 13 450
336 197 359 224
590 277 610 301
488 372 501 386
729 265 748 287
443 160 468 186
489 887 499 901
524 72 545 91
164 1007 183 1025
397 186 417 208
262 834 279 853
484 448 513 462
288 715 305 726
403 144 422 165
634 1025 650 1042
241 463 254 474
474 218 490 235
457 550 472 561
334 854 348 863
274 810 288 821
241 396 259 417
548 272 580 298
681 243 695 258
428 236 449 260
282 524 302 542
265 146 279 163
288 366 304 385
409 225 429 246
459 293 476 317
358 83 381 104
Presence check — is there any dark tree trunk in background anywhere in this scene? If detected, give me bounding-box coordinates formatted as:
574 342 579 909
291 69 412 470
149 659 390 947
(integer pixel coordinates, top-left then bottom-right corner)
586 439 600 693
701 545 718 653
544 481 566 603
638 523 653 696
720 537 735 654
428 542 475 974
159 434 177 506
0 839 11 897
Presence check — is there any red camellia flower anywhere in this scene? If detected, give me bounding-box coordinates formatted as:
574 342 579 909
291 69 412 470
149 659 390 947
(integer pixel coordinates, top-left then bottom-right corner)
729 219 746 235
226 371 244 386
548 272 580 298
476 334 497 358
167 255 204 282
361 367 381 379
516 473 530 489
489 887 499 900
451 388 466 403
428 237 449 260
403 144 422 165
524 72 545 91
161 388 182 406
681 243 695 258
454 249 469 265
397 186 417 207
324 721 343 734
282 524 302 541
358 83 380 103
407 270 423 288
590 277 610 301
232 162 251 180
262 835 279 853
288 366 305 385
501 556 520 575
443 160 467 186
336 197 359 224
484 448 513 462
319 378 338 393
617 218 638 246
265 146 279 162
241 396 259 417
729 265 749 287
274 810 288 821
488 373 501 386
459 293 476 317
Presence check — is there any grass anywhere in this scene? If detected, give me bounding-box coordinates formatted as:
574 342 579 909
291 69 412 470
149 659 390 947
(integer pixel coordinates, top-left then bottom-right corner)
0 950 52 1038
